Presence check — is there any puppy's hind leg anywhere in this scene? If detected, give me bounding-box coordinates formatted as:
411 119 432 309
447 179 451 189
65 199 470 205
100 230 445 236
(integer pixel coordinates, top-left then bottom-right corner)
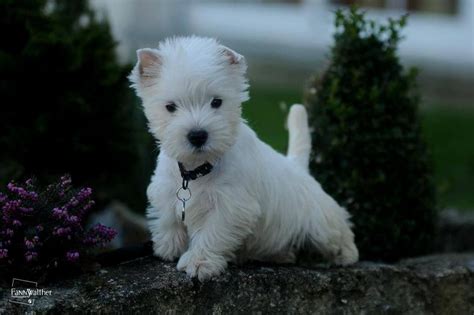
306 201 359 266
327 221 359 266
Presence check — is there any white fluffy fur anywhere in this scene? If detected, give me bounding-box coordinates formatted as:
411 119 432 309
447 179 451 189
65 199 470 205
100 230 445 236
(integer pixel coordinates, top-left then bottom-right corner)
129 36 358 281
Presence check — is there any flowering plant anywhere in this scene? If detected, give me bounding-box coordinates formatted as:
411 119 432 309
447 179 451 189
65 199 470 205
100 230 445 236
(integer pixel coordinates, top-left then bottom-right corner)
0 175 116 281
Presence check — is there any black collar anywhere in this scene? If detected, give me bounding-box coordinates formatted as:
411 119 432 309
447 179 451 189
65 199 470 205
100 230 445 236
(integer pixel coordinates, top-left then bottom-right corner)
178 161 213 189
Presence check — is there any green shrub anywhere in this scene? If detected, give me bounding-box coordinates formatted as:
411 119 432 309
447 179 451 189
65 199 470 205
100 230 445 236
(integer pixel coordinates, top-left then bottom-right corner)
305 8 436 261
0 0 154 212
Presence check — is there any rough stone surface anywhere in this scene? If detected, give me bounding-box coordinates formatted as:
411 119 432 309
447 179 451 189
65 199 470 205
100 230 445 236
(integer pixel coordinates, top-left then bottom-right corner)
1 253 473 314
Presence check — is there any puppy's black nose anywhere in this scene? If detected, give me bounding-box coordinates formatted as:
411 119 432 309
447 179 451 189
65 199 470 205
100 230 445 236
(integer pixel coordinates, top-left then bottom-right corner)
187 129 208 148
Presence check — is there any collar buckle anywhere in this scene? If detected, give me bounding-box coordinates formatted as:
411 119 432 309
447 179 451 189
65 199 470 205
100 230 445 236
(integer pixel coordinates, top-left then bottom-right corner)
178 161 213 190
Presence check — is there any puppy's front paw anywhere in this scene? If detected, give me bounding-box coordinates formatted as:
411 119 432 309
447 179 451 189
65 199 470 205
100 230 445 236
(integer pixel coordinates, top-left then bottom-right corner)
152 228 188 261
177 251 227 281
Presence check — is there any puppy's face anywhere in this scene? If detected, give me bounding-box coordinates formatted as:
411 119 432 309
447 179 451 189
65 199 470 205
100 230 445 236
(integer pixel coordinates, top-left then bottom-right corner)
129 37 249 164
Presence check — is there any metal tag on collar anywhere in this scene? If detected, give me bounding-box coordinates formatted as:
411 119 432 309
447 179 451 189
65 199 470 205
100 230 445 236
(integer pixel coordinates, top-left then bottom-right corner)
176 161 212 221
176 186 191 221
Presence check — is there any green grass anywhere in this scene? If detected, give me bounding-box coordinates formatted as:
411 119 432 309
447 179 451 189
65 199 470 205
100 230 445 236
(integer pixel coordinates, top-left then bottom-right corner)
422 106 474 211
243 87 301 153
243 86 474 211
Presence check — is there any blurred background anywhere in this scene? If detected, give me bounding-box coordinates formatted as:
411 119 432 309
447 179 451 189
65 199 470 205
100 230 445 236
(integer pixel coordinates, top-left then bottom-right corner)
1 0 473 219
91 0 473 211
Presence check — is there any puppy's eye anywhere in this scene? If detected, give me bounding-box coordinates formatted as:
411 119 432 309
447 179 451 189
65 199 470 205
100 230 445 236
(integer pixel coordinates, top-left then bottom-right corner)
211 98 222 109
165 103 177 113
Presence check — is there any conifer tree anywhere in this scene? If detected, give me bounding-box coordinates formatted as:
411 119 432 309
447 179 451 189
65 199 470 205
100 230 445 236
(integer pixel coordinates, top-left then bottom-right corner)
305 8 436 261
0 0 154 212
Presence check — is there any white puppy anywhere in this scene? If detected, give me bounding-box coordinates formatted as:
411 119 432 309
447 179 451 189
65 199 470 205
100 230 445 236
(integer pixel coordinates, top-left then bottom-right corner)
129 36 358 281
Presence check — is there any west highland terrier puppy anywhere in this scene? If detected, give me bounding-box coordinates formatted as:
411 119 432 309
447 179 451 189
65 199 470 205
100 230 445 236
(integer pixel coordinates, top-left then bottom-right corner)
129 36 358 281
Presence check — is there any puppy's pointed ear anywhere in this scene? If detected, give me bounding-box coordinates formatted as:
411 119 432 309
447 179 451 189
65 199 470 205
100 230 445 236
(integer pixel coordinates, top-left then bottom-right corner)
137 48 161 76
220 45 246 66
219 45 249 102
129 48 161 93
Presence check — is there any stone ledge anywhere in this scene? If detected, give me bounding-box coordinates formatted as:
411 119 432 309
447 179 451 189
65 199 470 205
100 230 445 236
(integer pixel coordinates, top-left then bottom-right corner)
1 253 473 314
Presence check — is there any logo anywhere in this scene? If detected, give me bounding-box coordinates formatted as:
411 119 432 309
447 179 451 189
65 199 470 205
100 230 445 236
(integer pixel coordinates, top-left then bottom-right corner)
10 278 52 306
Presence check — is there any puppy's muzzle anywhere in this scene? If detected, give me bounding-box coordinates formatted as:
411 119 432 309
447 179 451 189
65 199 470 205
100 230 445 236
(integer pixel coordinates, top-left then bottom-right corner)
187 129 208 148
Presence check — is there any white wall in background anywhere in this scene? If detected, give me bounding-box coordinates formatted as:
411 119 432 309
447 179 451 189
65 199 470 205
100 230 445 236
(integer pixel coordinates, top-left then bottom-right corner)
91 0 473 76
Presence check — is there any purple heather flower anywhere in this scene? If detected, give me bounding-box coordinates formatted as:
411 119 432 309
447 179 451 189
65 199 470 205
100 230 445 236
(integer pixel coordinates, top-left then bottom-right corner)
0 175 116 270
76 188 92 201
84 224 117 247
25 251 38 262
52 207 68 219
6 182 15 191
3 199 21 212
53 226 72 237
82 200 95 212
19 207 34 213
27 191 38 200
0 249 8 259
66 188 92 209
66 250 80 262
67 215 80 224
60 175 72 186
24 239 35 250
57 175 72 197
7 182 38 200
3 229 14 237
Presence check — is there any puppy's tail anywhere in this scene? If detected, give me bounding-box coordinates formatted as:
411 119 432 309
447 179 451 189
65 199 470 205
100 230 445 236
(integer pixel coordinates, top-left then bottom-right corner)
286 104 311 171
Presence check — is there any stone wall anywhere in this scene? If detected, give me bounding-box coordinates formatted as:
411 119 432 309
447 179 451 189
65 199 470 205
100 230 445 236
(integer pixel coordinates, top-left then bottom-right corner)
2 209 473 314
1 253 473 314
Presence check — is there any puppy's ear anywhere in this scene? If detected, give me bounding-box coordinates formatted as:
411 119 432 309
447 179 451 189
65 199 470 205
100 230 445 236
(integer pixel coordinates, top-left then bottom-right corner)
129 48 161 93
137 48 161 77
219 45 249 102
220 45 246 66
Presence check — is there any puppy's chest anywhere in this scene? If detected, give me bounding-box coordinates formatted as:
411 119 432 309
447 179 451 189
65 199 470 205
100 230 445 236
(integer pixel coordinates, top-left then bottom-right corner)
174 187 214 225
